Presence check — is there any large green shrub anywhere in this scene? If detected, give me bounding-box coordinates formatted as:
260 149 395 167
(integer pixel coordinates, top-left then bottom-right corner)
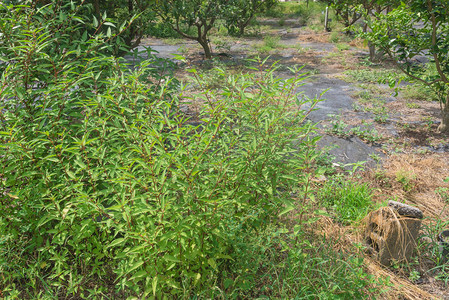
0 3 322 297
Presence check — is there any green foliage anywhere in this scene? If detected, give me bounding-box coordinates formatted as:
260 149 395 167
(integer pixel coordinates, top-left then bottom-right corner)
0 3 324 296
218 224 387 298
336 43 351 51
146 21 180 38
0 1 392 298
344 68 405 84
327 0 366 28
419 218 449 285
436 177 449 203
325 115 381 143
360 0 449 131
318 176 373 224
395 170 416 192
330 32 352 44
153 0 231 58
253 35 284 54
401 84 438 102
224 0 277 36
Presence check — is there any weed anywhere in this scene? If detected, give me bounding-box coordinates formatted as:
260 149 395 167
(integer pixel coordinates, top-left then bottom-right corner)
214 39 232 52
295 45 311 54
401 83 439 102
265 35 281 48
330 32 351 44
325 114 350 137
177 44 189 56
369 153 382 163
344 68 405 84
352 126 382 143
351 84 390 122
253 35 284 54
318 176 374 224
436 187 449 203
278 17 286 26
406 101 421 109
435 178 449 203
395 169 416 191
336 43 351 51
325 116 381 143
219 223 387 298
420 116 433 130
162 37 185 45
374 112 388 124
147 21 180 38
359 56 378 67
418 218 449 285
352 102 362 111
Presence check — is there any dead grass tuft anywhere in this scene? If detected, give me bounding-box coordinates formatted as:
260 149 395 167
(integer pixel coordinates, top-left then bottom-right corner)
382 154 449 218
366 258 436 300
297 32 331 44
314 212 437 299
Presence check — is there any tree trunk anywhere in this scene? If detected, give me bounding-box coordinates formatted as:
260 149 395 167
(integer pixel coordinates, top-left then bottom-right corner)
368 41 376 61
198 37 212 59
239 25 245 36
238 16 253 36
438 102 449 133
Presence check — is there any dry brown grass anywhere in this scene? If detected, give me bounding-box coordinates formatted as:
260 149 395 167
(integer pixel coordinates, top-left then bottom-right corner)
314 210 440 299
376 154 449 218
366 259 437 300
312 153 449 299
357 153 449 298
297 32 332 44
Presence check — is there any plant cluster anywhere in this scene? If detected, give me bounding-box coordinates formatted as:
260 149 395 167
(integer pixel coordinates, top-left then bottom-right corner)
326 115 381 143
0 2 363 297
344 68 405 84
416 218 449 285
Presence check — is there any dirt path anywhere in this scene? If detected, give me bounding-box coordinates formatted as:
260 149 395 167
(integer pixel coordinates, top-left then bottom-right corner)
133 28 448 170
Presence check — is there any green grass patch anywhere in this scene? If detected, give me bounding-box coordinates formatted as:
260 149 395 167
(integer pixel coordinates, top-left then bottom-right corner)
216 222 389 298
318 176 374 224
344 68 406 84
253 35 285 54
401 84 439 102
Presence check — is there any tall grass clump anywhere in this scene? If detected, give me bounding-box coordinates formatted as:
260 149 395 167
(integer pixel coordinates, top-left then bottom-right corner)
318 176 374 224
0 3 334 298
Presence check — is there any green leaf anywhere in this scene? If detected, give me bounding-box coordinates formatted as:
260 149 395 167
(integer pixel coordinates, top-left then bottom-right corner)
124 260 144 277
279 205 295 217
152 276 158 296
108 238 125 249
130 270 147 281
208 258 217 270
93 15 99 27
